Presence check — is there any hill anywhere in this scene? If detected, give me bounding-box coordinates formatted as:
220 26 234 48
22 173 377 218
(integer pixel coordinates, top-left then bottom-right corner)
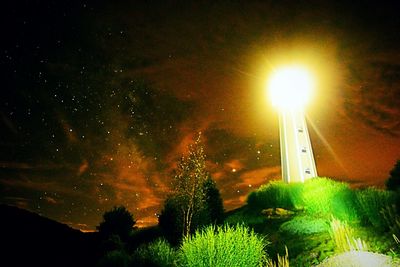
0 204 100 267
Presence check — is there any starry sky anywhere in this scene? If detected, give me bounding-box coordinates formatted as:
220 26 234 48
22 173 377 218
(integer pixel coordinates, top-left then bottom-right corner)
1 0 400 230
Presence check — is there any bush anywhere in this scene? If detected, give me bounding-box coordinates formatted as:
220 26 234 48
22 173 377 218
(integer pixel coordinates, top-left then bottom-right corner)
279 215 330 235
302 178 358 222
355 187 395 229
97 250 131 267
132 239 177 267
180 224 269 267
247 181 303 210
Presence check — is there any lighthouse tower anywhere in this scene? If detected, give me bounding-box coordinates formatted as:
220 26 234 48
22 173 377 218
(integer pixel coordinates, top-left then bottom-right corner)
268 66 318 183
279 110 317 183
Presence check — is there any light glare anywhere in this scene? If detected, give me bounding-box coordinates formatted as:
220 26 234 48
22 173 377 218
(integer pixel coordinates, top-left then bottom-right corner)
268 66 314 110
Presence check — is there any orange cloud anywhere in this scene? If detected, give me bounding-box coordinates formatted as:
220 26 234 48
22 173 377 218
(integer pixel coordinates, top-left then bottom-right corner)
77 160 89 176
238 165 281 188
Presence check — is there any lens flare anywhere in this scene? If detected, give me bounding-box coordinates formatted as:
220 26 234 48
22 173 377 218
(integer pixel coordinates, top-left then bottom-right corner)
268 66 314 110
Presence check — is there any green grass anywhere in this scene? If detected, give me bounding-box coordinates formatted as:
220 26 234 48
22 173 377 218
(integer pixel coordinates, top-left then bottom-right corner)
226 177 400 266
302 178 359 222
279 215 330 235
247 178 360 222
132 238 178 267
329 217 368 253
247 181 303 211
355 187 395 229
225 206 266 226
180 224 269 267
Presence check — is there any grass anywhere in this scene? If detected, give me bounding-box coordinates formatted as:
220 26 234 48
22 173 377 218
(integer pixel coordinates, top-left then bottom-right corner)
180 224 269 267
265 247 290 267
279 215 330 235
329 217 368 253
355 187 395 229
247 181 303 211
227 177 400 266
247 178 360 222
301 178 359 222
132 238 177 267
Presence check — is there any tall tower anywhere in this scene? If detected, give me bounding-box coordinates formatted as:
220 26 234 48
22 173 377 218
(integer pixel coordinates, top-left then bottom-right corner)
268 65 318 183
279 110 317 183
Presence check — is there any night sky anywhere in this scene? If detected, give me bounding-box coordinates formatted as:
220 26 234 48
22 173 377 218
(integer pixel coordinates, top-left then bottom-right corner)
1 0 400 230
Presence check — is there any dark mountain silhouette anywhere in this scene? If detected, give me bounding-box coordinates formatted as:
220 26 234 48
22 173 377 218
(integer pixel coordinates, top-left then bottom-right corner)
0 204 100 267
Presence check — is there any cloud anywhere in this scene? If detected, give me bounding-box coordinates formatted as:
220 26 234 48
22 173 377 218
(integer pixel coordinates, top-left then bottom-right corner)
2 197 31 209
77 160 89 176
0 161 74 171
238 166 281 188
341 55 400 136
44 196 58 204
0 177 86 197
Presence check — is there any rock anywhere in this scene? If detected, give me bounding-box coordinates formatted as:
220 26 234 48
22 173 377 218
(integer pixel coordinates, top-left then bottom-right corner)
315 251 400 267
275 208 294 216
261 208 294 218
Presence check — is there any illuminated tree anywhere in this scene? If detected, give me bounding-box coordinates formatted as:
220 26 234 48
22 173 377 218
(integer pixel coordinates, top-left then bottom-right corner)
172 133 208 237
386 160 400 191
159 133 224 243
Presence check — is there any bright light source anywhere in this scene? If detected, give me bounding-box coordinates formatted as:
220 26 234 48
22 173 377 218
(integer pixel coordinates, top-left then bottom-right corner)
268 66 314 110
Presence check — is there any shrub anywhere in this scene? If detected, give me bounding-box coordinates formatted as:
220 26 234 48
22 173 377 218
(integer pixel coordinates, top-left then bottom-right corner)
132 239 177 267
279 215 330 235
302 178 358 222
355 187 395 229
97 249 131 267
180 224 269 267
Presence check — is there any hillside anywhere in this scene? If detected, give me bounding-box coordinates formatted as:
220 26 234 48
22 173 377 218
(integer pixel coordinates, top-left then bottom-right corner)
224 178 400 266
0 204 100 267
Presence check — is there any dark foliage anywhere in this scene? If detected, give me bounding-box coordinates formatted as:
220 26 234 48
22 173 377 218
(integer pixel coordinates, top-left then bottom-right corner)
386 160 400 191
203 176 225 225
97 249 131 267
128 226 163 251
158 197 184 246
97 206 136 241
